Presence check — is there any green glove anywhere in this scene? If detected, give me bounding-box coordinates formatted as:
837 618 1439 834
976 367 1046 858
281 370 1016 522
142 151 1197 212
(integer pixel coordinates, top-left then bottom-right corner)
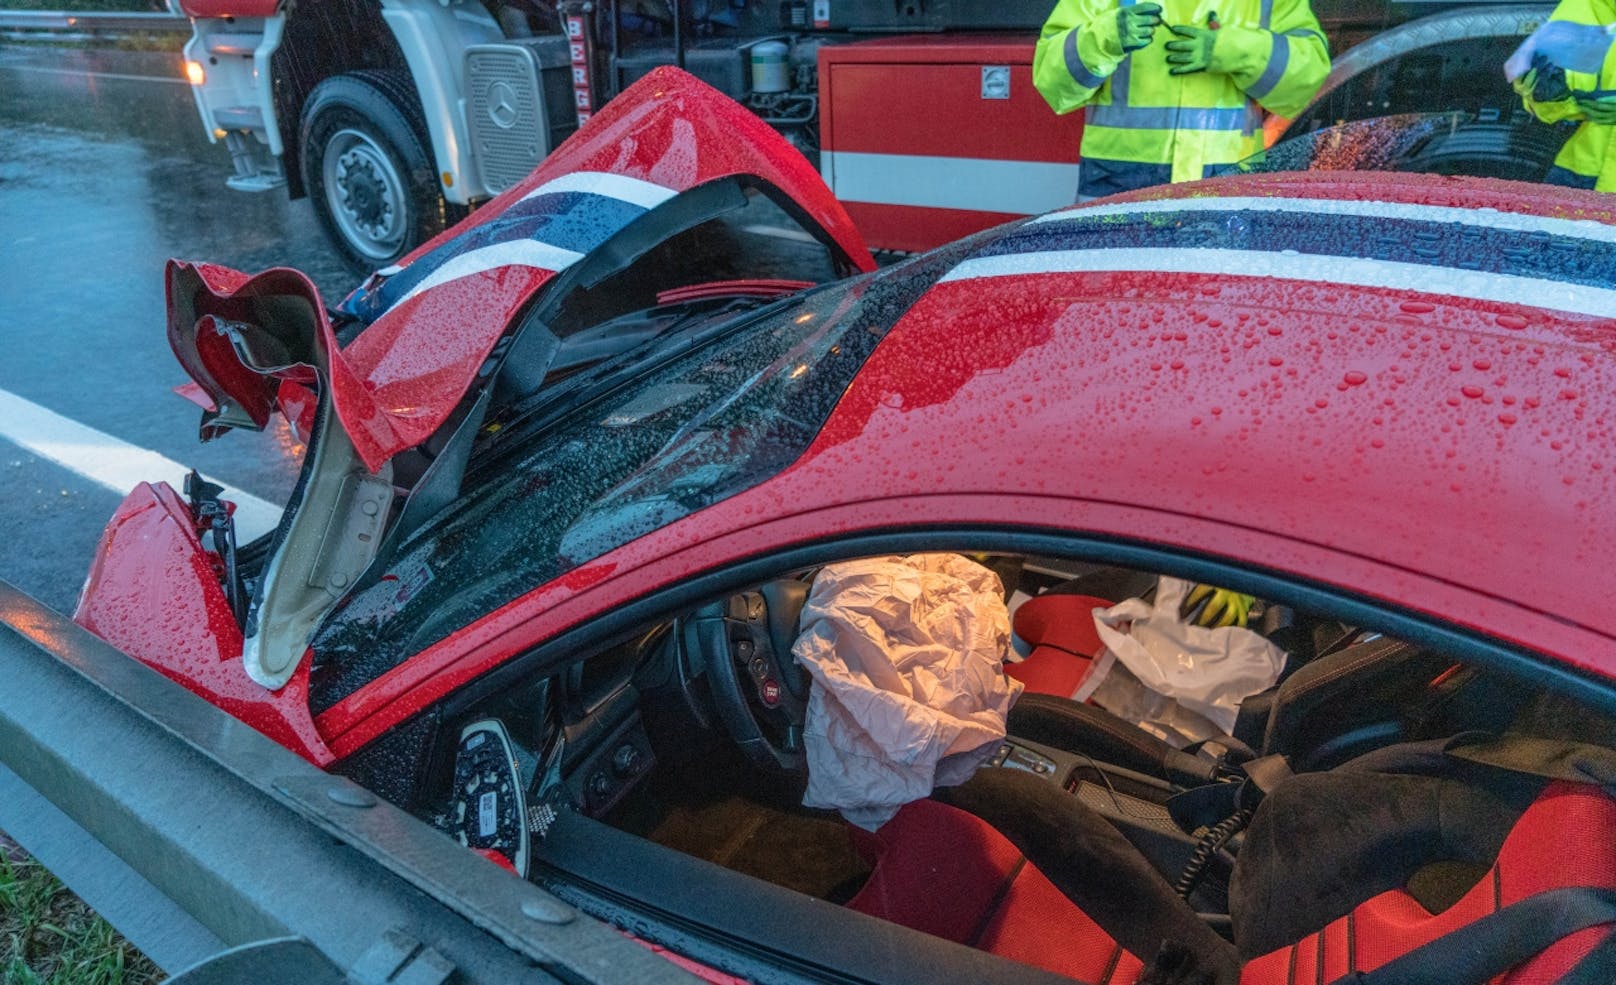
1576 93 1616 124
1165 23 1217 75
1181 584 1255 628
1117 3 1164 54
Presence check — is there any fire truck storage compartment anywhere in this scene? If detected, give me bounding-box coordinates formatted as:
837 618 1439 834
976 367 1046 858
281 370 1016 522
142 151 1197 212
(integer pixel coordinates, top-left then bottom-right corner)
818 36 1084 254
466 35 578 194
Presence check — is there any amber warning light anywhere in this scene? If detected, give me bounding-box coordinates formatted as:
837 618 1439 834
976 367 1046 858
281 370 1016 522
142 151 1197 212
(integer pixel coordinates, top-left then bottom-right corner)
184 61 205 86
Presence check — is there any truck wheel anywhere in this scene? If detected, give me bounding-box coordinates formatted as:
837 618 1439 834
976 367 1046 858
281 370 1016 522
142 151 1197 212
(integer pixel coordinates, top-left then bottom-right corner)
300 70 447 272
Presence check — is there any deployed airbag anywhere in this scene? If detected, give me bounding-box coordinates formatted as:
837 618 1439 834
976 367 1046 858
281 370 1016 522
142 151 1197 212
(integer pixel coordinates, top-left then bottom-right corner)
793 554 1024 830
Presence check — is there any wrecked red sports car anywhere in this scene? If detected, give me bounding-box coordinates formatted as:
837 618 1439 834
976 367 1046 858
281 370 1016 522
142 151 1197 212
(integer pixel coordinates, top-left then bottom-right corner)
75 68 1616 984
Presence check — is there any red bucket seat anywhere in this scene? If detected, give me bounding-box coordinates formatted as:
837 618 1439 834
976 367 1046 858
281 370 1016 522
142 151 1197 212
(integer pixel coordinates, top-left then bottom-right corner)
844 737 1616 984
1005 593 1113 700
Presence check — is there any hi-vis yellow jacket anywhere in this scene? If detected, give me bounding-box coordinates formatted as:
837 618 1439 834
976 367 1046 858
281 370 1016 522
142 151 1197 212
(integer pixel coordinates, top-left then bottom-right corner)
1519 0 1616 191
1033 0 1330 198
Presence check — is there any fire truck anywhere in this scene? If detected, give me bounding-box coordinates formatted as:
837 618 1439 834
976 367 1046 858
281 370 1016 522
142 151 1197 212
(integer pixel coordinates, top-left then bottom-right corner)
179 0 1558 268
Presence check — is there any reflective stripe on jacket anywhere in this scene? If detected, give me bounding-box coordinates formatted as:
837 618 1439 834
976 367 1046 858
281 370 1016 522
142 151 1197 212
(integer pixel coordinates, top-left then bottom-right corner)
1033 0 1330 197
1519 0 1616 192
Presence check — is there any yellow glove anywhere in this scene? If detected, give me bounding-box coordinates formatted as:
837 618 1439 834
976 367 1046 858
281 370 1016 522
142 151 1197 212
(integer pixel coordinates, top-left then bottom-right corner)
1182 584 1255 627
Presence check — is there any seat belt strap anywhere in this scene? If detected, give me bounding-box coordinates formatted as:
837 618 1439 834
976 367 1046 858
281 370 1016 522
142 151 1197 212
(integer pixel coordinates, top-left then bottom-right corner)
1444 734 1616 788
1324 886 1616 985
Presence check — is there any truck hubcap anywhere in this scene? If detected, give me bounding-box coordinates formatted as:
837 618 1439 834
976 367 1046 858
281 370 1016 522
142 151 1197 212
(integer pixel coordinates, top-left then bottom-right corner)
324 129 407 260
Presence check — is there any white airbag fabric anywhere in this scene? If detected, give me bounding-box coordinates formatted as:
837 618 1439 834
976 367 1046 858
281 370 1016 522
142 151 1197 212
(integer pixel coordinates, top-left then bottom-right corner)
793 554 1023 830
1085 576 1286 745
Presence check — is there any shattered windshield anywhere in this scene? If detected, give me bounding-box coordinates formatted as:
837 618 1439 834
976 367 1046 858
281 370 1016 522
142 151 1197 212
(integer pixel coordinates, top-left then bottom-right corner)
307 240 975 711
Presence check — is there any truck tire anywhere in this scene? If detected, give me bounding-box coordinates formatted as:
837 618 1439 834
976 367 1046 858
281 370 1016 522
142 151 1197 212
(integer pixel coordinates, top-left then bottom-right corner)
300 70 448 272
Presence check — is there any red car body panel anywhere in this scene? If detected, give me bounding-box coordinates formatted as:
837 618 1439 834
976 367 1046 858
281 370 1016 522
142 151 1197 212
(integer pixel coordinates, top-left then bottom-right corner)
313 174 1616 757
83 69 870 760
1099 169 1616 221
99 102 1616 762
73 482 332 763
166 68 873 474
175 0 277 17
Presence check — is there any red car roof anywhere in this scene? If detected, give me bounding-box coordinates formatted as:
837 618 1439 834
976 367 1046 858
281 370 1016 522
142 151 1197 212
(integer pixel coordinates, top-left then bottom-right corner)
779 172 1616 660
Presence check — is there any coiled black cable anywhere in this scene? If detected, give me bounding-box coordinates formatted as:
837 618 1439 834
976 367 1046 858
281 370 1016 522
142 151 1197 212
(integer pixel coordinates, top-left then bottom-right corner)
1174 808 1252 900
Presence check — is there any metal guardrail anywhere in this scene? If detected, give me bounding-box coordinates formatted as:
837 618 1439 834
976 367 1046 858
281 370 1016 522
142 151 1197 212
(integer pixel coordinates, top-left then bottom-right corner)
0 9 187 33
0 580 698 984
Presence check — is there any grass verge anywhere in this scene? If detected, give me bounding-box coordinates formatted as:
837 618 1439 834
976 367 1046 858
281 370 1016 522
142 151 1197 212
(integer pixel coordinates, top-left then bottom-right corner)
0 833 163 985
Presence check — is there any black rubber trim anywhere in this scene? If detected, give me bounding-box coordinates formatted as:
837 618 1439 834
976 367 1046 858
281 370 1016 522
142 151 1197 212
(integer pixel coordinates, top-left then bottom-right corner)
532 808 1082 985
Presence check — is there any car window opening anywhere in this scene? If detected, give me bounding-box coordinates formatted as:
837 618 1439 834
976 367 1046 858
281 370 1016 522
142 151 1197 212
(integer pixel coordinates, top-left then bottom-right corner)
330 549 1616 985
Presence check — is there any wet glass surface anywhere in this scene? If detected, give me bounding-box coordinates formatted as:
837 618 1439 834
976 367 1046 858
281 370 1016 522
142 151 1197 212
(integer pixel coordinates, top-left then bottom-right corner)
306 241 975 710
1226 112 1571 183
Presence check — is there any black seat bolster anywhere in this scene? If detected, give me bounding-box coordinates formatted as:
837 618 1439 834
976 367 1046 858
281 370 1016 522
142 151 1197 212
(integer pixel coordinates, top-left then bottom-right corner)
1260 638 1427 757
1008 692 1218 787
1228 765 1544 959
936 768 1241 985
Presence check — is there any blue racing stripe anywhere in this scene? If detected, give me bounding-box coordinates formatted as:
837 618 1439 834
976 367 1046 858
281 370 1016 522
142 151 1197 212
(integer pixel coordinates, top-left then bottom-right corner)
973 206 1616 292
339 190 649 324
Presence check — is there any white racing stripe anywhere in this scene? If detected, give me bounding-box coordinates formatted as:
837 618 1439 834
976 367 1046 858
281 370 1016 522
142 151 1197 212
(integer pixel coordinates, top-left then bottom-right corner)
389 172 676 304
516 170 677 210
1037 195 1616 244
394 238 586 305
938 247 1616 318
0 388 283 541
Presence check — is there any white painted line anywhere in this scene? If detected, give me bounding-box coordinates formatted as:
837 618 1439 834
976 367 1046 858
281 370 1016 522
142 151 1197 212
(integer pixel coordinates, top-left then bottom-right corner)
821 150 1081 216
1040 195 1616 243
740 223 821 244
0 388 283 541
938 246 1616 318
0 63 187 85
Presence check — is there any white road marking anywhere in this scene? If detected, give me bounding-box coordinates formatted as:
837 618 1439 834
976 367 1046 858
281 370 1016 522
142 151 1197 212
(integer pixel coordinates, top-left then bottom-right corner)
0 388 283 541
1042 195 1616 243
0 63 187 85
938 246 1616 318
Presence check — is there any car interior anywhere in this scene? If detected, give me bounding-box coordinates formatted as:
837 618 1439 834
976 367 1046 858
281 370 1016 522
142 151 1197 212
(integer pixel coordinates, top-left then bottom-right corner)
335 552 1616 985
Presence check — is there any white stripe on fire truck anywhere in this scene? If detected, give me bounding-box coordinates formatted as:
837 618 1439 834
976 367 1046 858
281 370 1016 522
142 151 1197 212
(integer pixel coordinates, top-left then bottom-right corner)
937 247 1616 318
393 239 587 305
821 150 1081 216
1037 196 1616 244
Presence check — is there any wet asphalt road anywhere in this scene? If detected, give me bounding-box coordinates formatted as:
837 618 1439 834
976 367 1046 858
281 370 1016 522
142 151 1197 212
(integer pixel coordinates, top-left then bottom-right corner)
0 42 348 611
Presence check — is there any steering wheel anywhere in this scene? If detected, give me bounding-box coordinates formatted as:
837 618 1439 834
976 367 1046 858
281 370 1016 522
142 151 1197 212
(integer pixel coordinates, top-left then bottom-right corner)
683 580 812 772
